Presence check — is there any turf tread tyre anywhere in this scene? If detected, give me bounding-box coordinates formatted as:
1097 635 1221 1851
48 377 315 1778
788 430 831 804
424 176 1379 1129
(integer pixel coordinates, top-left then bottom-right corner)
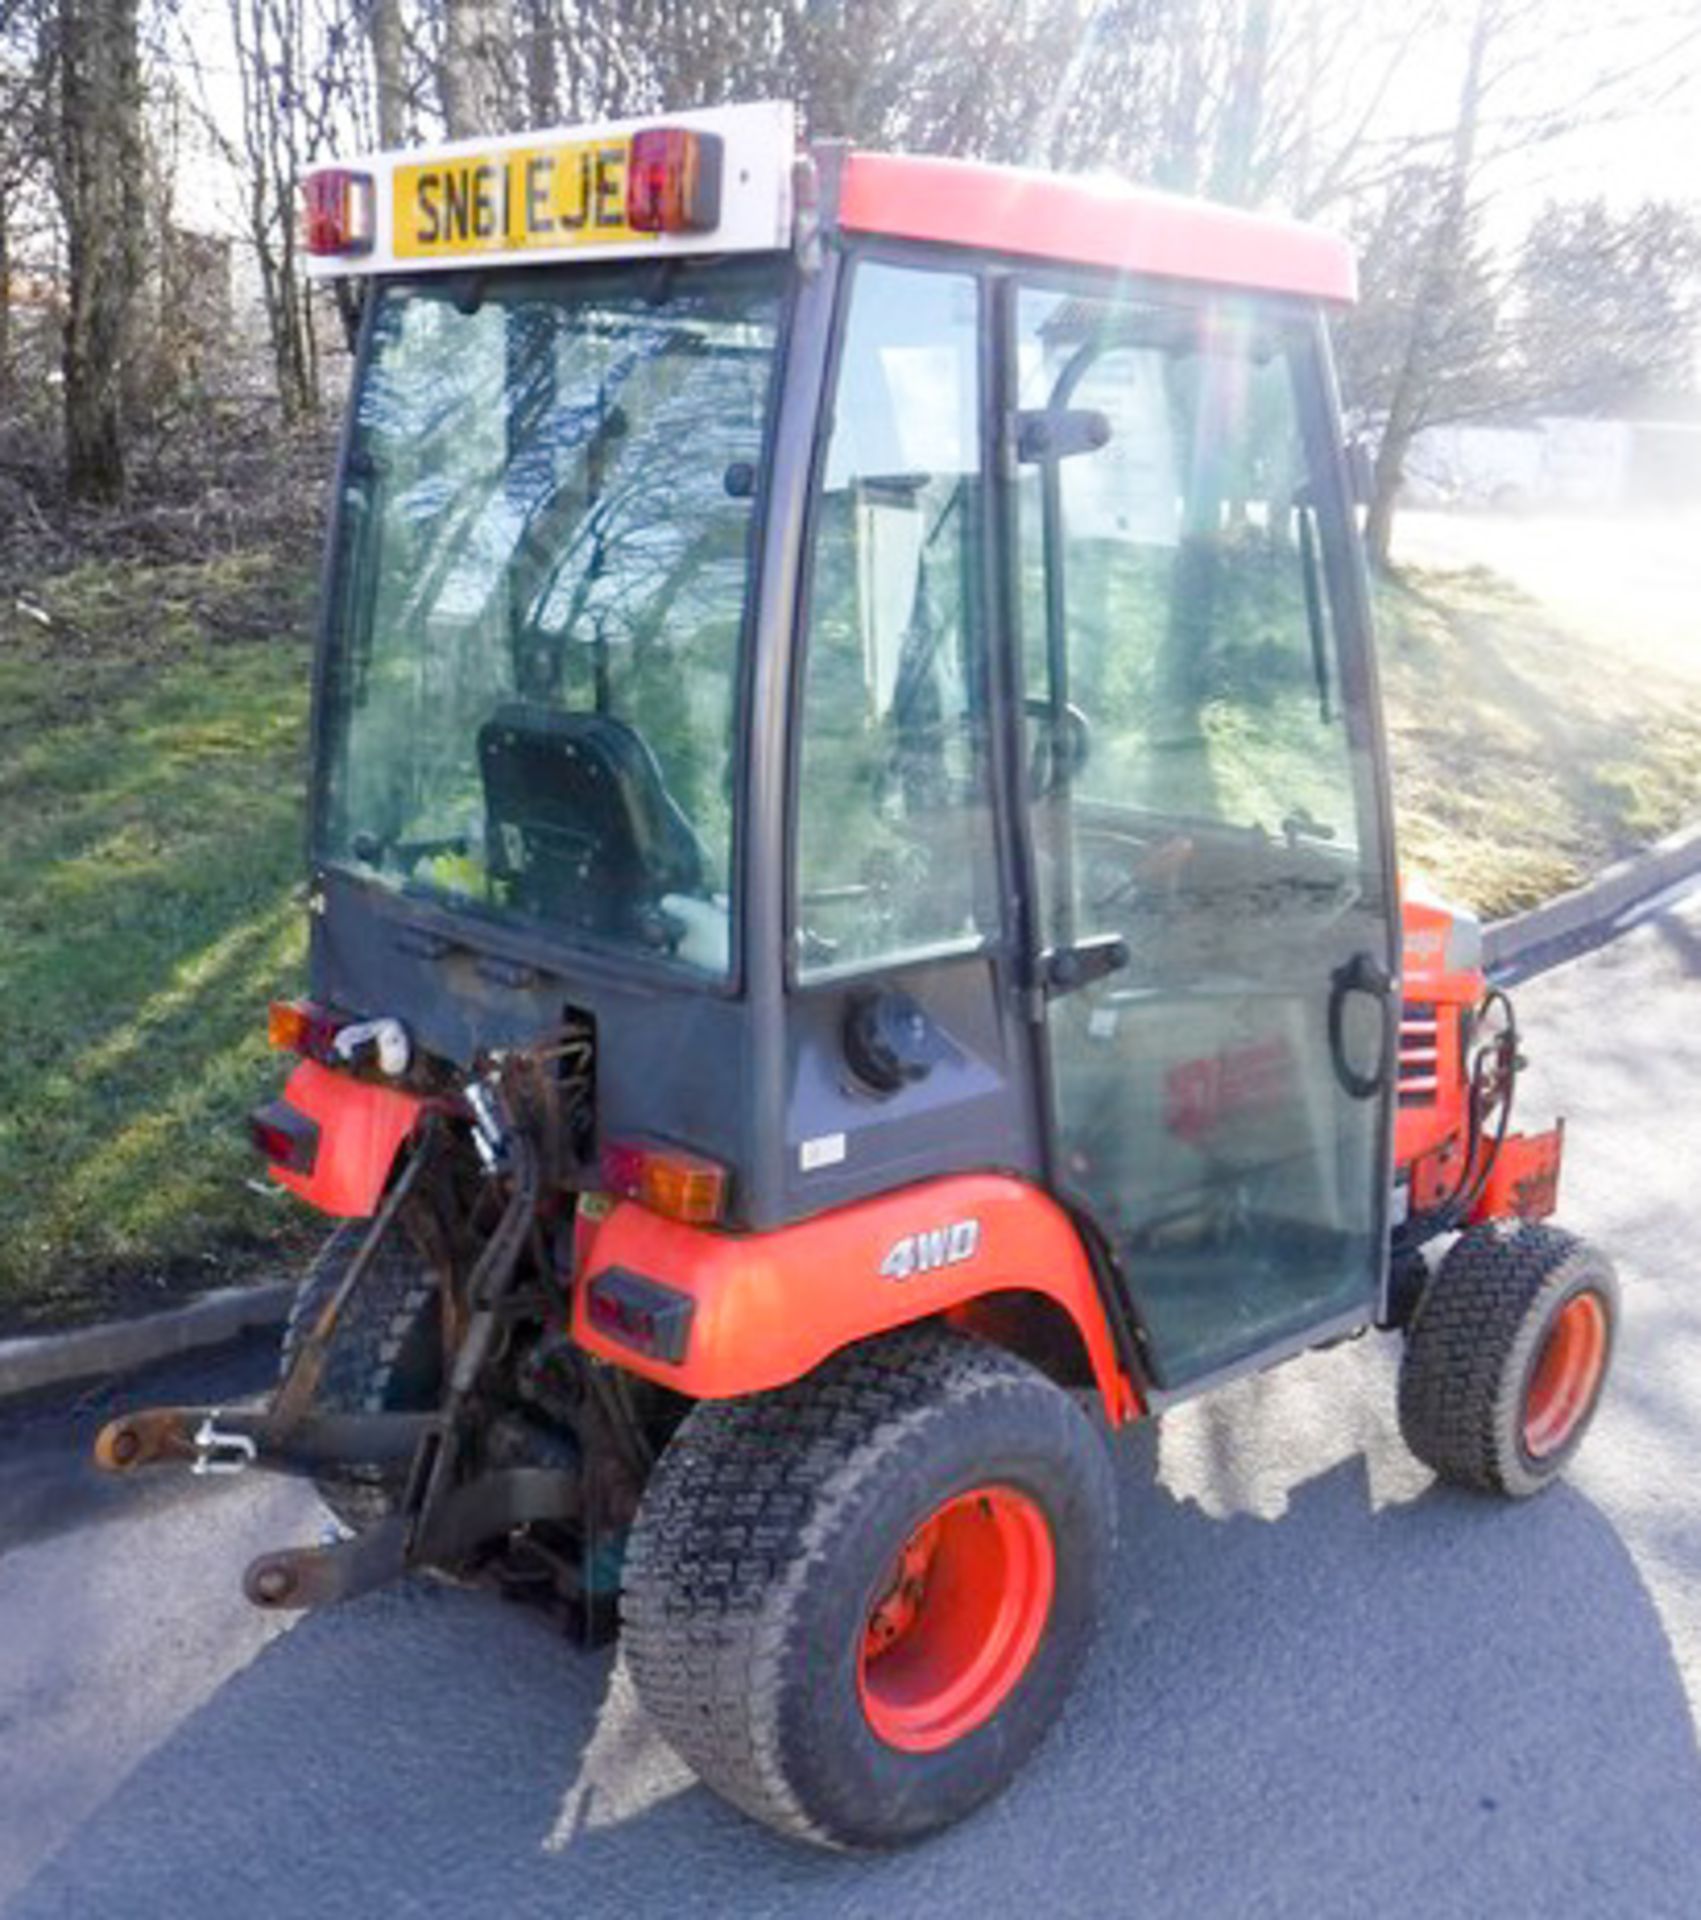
1398 1222 1617 1498
278 1217 443 1529
621 1325 1114 1849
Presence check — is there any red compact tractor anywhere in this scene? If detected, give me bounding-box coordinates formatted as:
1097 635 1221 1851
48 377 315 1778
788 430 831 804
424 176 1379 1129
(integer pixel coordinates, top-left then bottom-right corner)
97 103 1618 1848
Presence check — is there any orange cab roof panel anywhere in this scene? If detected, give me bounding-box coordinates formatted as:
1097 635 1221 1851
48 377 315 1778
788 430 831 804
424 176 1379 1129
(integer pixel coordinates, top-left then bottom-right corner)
838 152 1357 304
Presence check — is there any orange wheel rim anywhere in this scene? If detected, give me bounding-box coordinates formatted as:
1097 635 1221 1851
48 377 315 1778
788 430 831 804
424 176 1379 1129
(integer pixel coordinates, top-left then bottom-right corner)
1523 1291 1608 1459
857 1484 1056 1754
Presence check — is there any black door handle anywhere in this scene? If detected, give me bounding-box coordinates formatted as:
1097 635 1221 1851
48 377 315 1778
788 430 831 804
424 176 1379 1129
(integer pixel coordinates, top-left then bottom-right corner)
1328 950 1395 1100
1044 933 1132 998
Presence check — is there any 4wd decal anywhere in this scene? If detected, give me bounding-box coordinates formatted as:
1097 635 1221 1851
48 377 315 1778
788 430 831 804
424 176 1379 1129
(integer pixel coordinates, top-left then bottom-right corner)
879 1219 981 1283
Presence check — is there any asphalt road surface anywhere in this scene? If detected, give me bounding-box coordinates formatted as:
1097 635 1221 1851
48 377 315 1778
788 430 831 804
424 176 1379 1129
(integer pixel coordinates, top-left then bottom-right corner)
3 888 1698 1918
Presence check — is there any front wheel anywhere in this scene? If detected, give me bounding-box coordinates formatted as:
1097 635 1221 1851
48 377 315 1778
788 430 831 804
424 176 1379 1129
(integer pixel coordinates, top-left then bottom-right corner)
1398 1222 1618 1497
620 1327 1115 1848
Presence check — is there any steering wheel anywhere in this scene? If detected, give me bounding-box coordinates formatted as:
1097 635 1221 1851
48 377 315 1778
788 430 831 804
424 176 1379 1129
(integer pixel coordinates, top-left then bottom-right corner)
1077 827 1195 916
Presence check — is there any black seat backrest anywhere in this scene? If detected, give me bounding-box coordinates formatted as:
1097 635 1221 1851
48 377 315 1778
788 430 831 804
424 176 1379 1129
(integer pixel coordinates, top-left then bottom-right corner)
477 704 706 935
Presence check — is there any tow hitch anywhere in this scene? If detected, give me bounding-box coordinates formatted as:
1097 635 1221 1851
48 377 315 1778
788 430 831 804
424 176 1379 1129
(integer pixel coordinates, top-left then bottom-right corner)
93 1064 594 1618
93 1404 432 1479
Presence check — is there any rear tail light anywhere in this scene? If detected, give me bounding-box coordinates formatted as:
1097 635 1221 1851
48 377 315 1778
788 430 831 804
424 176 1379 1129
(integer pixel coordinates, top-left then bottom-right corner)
268 999 346 1063
303 168 375 256
600 1139 729 1225
248 1100 320 1175
585 1268 695 1364
626 128 723 233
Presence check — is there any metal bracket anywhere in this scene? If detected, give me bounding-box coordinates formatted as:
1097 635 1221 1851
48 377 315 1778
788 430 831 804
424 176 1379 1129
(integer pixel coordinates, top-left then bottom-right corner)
242 1467 581 1611
190 1413 259 1477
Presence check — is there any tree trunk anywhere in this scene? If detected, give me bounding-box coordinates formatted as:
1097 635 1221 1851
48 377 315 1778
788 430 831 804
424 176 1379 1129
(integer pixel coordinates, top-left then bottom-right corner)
1209 0 1273 206
1365 0 1494 572
1157 4 1206 194
0 182 11 406
440 0 515 139
1365 417 1413 571
522 0 558 128
369 0 407 147
56 0 145 502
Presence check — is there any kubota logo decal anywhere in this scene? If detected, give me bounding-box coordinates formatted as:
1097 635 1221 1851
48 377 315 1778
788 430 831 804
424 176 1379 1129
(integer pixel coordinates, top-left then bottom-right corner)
1164 1037 1293 1144
879 1220 981 1282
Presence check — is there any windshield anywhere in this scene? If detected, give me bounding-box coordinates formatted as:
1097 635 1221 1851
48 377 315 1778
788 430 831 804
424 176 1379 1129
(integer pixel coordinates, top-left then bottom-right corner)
316 256 787 978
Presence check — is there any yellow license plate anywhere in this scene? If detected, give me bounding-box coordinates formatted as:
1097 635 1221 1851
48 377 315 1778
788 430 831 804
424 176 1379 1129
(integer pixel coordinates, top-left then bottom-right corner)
392 138 657 259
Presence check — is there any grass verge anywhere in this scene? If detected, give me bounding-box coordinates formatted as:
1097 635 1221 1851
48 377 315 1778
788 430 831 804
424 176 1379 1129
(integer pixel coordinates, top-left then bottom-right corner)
1376 560 1701 917
0 553 317 1331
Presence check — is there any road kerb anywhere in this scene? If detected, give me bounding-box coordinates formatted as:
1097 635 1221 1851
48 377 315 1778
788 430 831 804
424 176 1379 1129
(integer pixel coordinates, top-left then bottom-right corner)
0 1282 293 1402
1484 819 1701 973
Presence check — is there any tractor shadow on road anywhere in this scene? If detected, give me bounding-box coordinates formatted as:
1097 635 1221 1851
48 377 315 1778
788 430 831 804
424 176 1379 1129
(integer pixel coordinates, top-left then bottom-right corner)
1649 907 1701 979
12 1408 1701 1920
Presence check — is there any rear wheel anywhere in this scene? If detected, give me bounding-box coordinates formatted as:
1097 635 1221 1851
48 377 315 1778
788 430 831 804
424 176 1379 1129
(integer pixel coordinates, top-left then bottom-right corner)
621 1326 1115 1848
278 1215 444 1530
1398 1222 1618 1497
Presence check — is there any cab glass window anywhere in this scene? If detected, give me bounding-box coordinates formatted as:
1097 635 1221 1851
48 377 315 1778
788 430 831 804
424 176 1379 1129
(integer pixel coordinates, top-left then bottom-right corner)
1014 287 1377 950
793 262 994 977
317 257 785 978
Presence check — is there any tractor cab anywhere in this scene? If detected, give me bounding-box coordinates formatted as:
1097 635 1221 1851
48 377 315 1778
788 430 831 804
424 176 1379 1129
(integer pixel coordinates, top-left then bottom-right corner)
299 102 1398 1391
97 103 1611 1851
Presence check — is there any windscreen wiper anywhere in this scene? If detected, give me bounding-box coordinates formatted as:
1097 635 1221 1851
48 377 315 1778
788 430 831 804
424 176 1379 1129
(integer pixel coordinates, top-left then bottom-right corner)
1297 496 1332 724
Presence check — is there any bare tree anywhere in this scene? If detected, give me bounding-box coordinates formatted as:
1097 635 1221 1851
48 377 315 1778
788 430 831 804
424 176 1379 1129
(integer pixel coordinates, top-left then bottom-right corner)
518 0 557 125
0 4 47 405
439 0 517 137
50 0 145 499
168 0 366 420
1349 0 1495 567
368 0 407 145
1513 197 1701 413
1326 0 1701 564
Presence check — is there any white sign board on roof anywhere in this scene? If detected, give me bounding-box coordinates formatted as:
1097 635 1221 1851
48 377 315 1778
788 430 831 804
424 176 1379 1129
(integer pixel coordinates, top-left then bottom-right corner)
305 100 797 280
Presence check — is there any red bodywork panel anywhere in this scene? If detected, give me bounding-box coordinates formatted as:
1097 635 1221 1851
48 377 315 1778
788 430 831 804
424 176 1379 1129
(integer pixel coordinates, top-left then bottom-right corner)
839 152 1357 303
1394 891 1486 1175
266 1058 425 1218
1470 1120 1564 1225
1395 889 1563 1225
574 1173 1140 1423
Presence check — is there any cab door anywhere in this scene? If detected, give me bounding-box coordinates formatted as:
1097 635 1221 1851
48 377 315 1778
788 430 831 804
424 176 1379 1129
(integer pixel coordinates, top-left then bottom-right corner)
1005 279 1399 1390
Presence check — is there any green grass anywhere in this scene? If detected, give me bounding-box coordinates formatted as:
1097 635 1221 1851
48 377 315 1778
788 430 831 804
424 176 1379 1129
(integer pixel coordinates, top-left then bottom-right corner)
1375 561 1701 917
0 555 316 1329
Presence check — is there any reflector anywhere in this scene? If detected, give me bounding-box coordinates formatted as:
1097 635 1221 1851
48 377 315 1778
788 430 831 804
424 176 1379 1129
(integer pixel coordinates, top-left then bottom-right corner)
303 169 376 256
267 999 346 1062
248 1100 319 1175
585 1267 696 1364
626 129 723 233
601 1139 729 1225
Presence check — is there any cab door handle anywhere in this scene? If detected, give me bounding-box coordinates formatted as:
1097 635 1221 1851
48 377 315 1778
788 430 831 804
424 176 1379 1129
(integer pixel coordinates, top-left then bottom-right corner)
1328 951 1395 1100
1043 933 1131 998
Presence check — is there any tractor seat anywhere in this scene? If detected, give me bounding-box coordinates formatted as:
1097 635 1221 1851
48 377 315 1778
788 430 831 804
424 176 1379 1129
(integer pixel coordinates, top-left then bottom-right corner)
477 704 707 937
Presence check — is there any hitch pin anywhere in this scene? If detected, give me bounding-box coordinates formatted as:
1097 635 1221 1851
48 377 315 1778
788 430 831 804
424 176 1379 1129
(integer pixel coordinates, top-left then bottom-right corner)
191 1412 258 1477
464 1077 508 1173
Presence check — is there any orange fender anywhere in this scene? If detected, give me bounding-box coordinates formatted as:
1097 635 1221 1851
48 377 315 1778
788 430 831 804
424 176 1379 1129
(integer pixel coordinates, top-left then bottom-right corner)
265 1059 426 1218
573 1173 1140 1423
